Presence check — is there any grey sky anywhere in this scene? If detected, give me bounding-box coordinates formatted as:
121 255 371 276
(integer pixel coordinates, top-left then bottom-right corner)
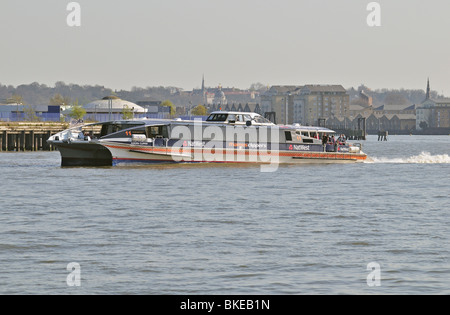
1 0 449 95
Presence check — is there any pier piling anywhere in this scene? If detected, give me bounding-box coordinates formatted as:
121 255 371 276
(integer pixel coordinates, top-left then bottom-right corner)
1 131 6 151
0 123 67 152
377 131 388 141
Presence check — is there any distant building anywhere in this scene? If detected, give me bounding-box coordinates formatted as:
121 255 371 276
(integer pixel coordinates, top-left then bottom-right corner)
261 84 349 125
213 86 227 106
296 85 349 125
359 90 373 106
82 96 146 114
195 76 256 106
204 85 255 106
260 86 302 125
348 104 373 118
0 104 61 121
374 104 416 131
327 103 416 133
416 79 450 129
373 104 416 117
136 97 162 107
417 98 450 129
136 97 171 115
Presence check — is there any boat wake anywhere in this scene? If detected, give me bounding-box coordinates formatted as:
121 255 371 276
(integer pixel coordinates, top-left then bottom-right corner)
365 152 450 164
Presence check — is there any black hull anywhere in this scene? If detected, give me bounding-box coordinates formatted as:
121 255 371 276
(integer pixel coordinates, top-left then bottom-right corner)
53 142 113 167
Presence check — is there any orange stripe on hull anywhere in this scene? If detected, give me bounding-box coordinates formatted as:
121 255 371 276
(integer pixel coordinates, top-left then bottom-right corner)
104 144 367 162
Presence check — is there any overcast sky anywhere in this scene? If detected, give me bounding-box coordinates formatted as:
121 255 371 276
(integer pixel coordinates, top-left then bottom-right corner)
1 0 449 94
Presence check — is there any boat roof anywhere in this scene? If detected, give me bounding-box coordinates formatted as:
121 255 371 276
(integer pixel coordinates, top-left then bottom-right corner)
74 114 335 133
296 126 335 133
209 111 262 117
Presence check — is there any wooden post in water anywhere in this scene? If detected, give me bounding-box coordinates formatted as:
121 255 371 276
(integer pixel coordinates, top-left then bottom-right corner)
14 134 18 151
39 134 43 150
44 131 51 151
2 131 7 151
20 131 25 151
7 133 14 151
28 130 34 151
35 133 40 151
17 132 21 151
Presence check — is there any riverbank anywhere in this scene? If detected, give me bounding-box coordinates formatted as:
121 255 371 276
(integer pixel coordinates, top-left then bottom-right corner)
0 122 68 152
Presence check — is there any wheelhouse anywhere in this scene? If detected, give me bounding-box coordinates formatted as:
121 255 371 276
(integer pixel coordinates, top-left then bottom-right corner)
206 111 274 125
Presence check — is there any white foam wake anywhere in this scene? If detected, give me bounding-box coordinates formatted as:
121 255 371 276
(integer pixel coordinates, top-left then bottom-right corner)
366 152 450 164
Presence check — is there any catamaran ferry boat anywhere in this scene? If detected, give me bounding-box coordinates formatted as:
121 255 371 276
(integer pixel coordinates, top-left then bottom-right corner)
47 111 367 167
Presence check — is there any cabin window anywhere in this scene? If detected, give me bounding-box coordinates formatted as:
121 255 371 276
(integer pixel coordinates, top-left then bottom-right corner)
206 114 228 122
100 123 144 137
285 131 292 141
302 131 309 137
253 116 272 124
146 125 169 138
161 125 169 138
147 126 159 137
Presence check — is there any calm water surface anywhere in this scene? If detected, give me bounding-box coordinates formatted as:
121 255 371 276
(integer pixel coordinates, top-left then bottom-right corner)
0 135 449 294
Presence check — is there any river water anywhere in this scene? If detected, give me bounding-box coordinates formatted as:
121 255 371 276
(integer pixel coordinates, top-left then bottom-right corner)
0 135 449 295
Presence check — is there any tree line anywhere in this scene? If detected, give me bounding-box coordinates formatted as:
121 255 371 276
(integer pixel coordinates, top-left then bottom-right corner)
348 85 443 107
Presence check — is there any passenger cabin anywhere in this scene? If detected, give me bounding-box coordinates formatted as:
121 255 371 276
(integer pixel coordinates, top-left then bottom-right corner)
206 111 274 126
97 112 336 148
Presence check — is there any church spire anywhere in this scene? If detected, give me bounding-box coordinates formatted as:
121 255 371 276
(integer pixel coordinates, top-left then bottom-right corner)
202 74 205 92
426 77 431 100
201 74 206 104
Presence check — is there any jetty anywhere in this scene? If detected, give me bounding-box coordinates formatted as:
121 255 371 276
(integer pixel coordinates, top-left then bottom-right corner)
0 122 68 152
377 131 388 141
319 117 367 140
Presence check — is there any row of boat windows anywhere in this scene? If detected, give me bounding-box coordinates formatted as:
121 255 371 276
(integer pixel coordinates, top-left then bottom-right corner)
206 113 272 124
100 123 144 137
101 122 323 143
99 123 169 139
207 113 252 122
285 131 320 142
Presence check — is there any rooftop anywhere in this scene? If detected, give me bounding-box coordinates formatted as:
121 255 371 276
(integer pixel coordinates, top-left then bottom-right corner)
374 104 416 111
432 98 450 104
302 85 347 93
83 96 146 113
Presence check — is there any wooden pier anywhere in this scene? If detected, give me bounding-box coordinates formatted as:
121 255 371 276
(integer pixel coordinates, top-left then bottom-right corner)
0 123 68 152
333 129 367 140
318 117 367 140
